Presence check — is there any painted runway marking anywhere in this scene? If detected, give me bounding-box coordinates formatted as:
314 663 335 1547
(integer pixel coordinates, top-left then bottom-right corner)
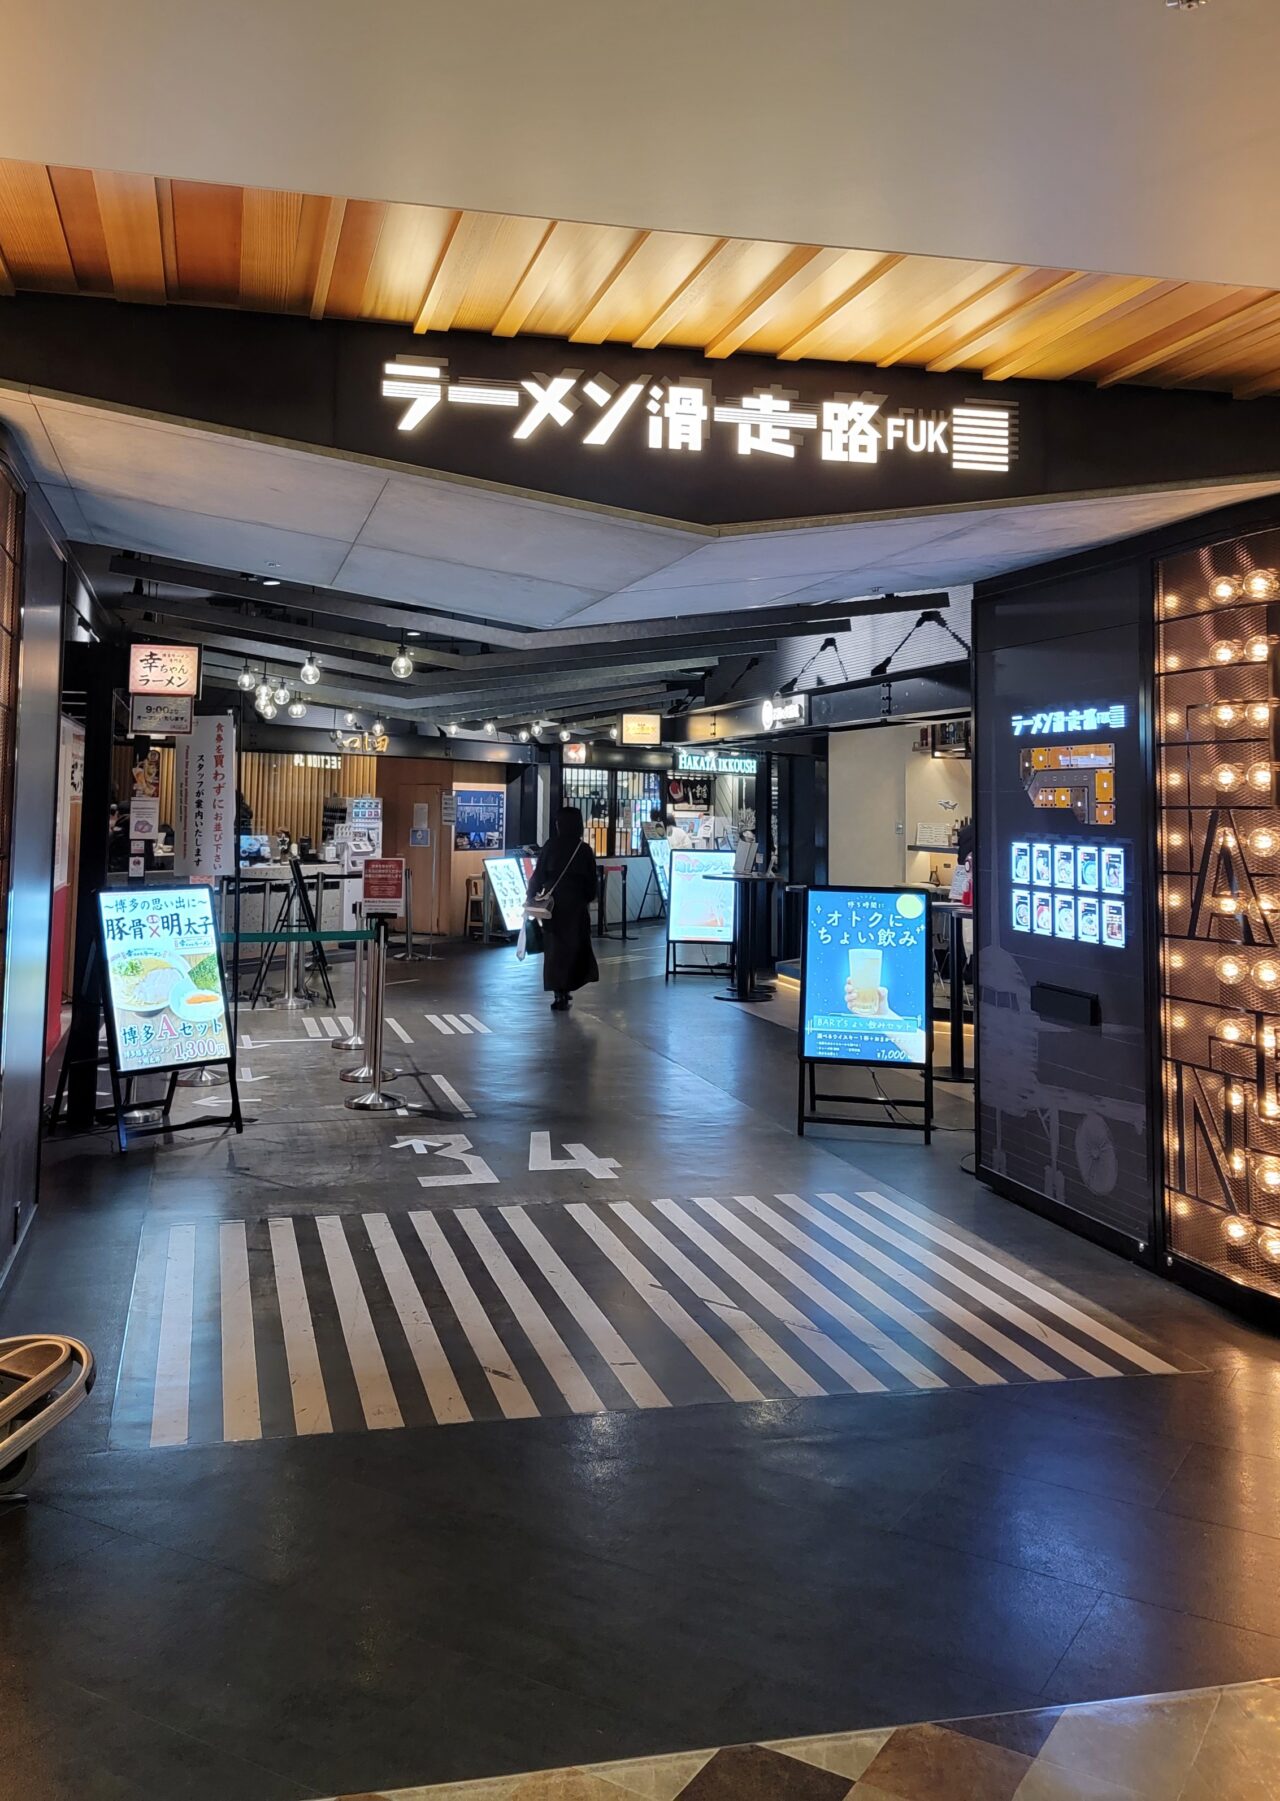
110 1192 1192 1450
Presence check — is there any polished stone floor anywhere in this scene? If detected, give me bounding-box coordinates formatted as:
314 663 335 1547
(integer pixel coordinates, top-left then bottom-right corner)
324 1678 1280 1799
3 929 1280 1801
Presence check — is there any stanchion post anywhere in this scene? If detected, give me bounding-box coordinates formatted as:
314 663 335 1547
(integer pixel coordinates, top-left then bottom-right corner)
393 867 416 960
344 917 432 1114
333 907 366 1051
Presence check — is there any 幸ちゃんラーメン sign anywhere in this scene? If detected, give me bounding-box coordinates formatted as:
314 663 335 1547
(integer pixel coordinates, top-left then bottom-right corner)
98 886 232 1075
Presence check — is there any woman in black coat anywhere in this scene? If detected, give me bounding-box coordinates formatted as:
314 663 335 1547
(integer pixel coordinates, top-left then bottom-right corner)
527 806 599 1011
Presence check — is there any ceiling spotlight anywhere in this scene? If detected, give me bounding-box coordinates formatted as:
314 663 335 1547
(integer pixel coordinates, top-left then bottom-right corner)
484 721 496 734
237 662 258 692
257 698 278 721
300 655 321 686
261 577 281 587
390 641 415 679
287 694 308 720
447 722 459 736
272 678 291 706
406 629 421 638
371 718 385 737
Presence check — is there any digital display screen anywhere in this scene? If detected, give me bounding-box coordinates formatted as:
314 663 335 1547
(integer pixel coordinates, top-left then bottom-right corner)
801 887 929 1066
646 832 672 903
239 833 271 863
453 789 505 851
484 856 528 934
667 848 736 944
1011 834 1126 948
99 886 232 1075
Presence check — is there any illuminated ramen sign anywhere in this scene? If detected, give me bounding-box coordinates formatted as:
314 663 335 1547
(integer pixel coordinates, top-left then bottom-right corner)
381 359 1016 475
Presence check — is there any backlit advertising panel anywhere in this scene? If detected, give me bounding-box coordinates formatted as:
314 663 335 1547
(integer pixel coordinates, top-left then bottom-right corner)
800 886 930 1066
98 886 232 1075
667 848 736 945
484 855 529 934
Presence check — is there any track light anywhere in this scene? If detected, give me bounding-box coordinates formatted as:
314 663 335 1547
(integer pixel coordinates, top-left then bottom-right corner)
300 655 321 686
237 662 257 692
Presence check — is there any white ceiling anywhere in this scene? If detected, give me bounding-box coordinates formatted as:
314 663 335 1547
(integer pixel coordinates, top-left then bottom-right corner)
4 385 1279 631
1 1 1277 288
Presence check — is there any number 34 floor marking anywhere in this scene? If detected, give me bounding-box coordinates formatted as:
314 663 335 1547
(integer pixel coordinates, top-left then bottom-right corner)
390 1131 620 1187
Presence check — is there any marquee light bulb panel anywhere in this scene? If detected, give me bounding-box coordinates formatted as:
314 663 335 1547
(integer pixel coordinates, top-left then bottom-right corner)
1158 530 1280 1295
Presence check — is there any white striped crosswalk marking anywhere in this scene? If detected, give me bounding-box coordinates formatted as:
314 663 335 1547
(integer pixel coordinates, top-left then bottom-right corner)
386 1017 413 1044
849 1190 1179 1376
613 1203 825 1399
218 1223 262 1442
443 1014 472 1035
303 1017 322 1039
737 1195 1006 1387
824 1192 1122 1378
338 1016 355 1036
430 1073 475 1118
315 1217 403 1430
568 1204 765 1405
409 1211 538 1419
321 1017 340 1039
113 1193 1191 1451
457 1211 604 1414
656 1200 886 1395
773 1194 1059 1382
425 1014 454 1035
502 1207 668 1410
461 1014 491 1034
267 1218 332 1435
150 1222 197 1447
363 1214 470 1425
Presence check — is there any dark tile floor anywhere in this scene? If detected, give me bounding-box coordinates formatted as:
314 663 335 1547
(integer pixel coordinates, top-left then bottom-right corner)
2 930 1279 1801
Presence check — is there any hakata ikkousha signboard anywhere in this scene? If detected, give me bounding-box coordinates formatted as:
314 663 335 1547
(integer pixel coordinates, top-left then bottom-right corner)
128 643 202 697
801 887 930 1066
98 886 232 1074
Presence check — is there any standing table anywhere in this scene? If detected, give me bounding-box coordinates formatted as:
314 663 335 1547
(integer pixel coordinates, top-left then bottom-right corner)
934 900 973 1081
711 872 786 1003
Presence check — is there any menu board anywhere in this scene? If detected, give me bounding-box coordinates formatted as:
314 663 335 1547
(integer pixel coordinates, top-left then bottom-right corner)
1010 838 1126 949
485 855 530 933
98 886 233 1074
801 887 930 1066
668 848 736 944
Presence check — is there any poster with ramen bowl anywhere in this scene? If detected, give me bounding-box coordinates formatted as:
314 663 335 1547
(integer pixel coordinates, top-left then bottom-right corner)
98 886 232 1074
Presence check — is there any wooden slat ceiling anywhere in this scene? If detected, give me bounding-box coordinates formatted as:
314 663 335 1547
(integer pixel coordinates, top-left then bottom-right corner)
3 157 1280 398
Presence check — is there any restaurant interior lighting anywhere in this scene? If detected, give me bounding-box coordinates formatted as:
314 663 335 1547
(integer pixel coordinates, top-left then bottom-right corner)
390 640 414 679
287 694 307 720
559 728 571 742
237 662 257 691
484 721 496 734
372 718 385 737
1209 574 1241 603
271 677 291 706
300 655 321 686
258 698 278 720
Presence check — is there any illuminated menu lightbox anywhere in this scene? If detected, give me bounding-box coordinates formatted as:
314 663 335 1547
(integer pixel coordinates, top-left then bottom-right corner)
1010 839 1126 949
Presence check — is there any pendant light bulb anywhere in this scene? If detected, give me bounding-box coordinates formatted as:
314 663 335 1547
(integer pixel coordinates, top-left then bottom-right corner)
447 722 459 736
255 680 273 704
484 720 496 735
237 662 258 692
372 718 385 738
390 642 414 679
300 655 321 686
559 728 571 743
258 698 278 721
272 678 291 706
287 694 307 720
